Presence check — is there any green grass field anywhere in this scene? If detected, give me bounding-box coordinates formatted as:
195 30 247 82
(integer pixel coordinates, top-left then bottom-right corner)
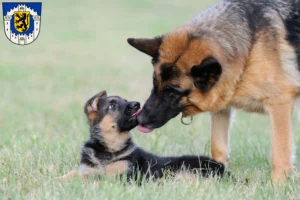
1 0 300 199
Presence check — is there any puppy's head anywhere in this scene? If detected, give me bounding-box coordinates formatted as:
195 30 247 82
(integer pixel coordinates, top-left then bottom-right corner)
84 91 141 134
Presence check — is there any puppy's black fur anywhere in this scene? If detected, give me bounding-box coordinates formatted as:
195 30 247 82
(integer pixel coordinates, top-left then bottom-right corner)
74 91 225 181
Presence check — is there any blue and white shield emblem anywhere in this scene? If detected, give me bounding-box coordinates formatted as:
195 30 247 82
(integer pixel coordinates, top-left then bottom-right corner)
2 2 42 45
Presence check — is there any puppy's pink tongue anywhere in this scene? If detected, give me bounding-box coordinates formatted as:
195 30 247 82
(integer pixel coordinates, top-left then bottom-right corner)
137 125 153 133
132 109 142 117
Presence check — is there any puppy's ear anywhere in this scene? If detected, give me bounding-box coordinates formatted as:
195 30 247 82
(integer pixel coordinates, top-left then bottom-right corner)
191 58 222 92
127 37 162 57
84 91 107 124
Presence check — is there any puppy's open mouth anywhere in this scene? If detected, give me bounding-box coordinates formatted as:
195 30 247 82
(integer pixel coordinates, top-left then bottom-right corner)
132 109 142 117
132 109 153 133
129 117 138 123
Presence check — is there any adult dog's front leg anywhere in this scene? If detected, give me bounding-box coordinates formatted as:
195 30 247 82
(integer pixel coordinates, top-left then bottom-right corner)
267 101 293 184
210 109 231 165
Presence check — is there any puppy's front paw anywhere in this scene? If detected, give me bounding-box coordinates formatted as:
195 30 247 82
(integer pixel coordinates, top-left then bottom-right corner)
58 170 78 181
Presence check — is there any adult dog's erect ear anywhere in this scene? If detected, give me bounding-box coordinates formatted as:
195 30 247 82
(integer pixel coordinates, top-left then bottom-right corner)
84 90 107 124
127 37 162 57
191 58 222 92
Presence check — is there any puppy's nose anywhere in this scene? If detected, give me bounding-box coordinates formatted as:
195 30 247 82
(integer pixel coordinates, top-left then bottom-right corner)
129 102 140 109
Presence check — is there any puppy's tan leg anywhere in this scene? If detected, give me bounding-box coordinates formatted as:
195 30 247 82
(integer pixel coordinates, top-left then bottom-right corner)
210 109 231 165
267 101 293 184
59 170 78 181
59 165 104 181
104 161 130 176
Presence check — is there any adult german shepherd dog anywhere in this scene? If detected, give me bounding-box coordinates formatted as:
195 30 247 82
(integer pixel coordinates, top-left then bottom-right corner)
127 0 300 183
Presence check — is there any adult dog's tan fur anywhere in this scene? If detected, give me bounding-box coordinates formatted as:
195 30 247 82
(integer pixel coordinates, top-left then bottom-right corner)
128 0 300 183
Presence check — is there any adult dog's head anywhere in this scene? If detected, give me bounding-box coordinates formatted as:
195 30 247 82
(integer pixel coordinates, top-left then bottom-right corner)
127 26 238 133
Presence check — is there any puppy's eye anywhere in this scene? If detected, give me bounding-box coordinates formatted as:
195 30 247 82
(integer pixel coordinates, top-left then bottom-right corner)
108 103 116 111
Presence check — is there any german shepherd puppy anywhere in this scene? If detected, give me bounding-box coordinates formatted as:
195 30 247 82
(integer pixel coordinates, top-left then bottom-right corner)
59 91 225 181
127 0 300 183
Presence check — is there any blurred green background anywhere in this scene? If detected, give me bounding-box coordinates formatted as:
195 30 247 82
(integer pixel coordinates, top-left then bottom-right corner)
0 0 300 199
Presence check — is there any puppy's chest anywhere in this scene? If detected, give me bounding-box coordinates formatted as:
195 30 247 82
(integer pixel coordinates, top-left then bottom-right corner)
93 147 136 168
96 152 125 165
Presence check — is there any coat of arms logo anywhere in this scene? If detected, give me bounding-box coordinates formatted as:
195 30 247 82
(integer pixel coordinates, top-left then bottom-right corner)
2 2 42 45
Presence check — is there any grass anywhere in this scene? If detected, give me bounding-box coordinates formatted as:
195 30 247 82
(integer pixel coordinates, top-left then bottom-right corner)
0 0 300 199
